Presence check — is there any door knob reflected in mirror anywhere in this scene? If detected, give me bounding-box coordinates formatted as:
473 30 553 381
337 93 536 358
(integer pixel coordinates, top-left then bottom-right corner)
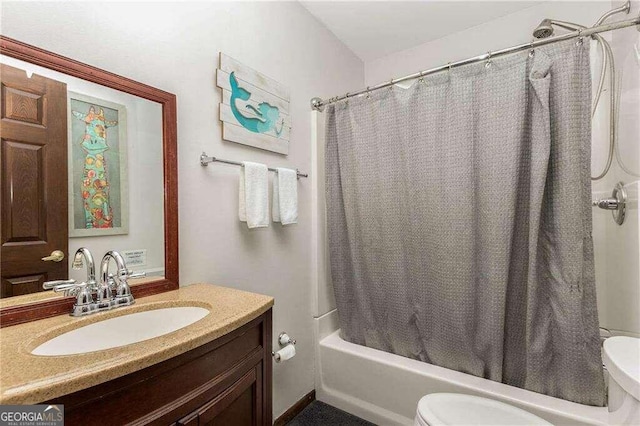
41 250 65 262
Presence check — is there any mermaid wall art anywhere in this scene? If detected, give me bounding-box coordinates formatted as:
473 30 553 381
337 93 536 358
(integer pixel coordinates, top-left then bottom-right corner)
216 53 291 154
68 92 128 237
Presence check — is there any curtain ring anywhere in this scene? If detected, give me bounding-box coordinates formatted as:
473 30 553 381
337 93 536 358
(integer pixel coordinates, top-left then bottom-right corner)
447 62 453 78
529 40 535 57
576 29 584 46
365 87 371 99
485 51 492 68
389 79 394 91
418 71 425 85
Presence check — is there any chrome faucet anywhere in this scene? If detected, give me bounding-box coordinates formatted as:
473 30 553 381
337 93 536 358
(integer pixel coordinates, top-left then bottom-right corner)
100 251 144 307
100 250 127 284
69 247 100 314
72 247 96 287
42 249 145 317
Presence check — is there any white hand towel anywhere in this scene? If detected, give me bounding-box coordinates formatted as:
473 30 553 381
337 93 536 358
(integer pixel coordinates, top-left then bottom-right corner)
239 161 269 228
272 168 298 225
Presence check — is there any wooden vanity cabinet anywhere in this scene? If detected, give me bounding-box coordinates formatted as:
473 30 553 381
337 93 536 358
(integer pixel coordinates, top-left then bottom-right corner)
46 310 272 426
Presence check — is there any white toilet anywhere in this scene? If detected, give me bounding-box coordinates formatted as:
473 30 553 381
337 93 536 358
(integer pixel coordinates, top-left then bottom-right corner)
603 336 640 425
414 393 552 426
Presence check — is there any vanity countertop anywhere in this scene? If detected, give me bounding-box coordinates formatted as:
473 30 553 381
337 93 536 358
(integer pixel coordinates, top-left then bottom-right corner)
0 283 274 404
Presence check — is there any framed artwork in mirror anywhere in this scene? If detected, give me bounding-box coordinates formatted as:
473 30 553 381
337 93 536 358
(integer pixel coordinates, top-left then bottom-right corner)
68 92 129 237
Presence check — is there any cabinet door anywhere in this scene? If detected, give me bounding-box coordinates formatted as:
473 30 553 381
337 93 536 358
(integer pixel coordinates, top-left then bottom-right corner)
177 364 262 426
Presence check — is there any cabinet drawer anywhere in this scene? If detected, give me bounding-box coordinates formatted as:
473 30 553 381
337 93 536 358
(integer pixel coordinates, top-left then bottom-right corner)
177 365 261 426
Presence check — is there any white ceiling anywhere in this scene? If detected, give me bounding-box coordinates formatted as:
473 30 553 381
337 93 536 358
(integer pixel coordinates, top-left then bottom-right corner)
300 1 542 61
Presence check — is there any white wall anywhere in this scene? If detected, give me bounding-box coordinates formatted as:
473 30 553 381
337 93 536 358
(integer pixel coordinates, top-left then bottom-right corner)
365 1 612 84
592 0 640 337
0 1 364 418
362 0 640 336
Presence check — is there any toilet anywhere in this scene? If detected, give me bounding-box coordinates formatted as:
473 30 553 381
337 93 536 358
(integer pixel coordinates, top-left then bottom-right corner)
603 336 640 425
414 393 552 426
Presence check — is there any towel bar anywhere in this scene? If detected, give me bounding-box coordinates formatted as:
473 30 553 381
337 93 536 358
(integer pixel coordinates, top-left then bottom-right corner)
200 152 308 179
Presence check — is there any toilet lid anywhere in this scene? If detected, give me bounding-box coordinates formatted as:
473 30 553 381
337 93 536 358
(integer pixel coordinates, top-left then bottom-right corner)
417 393 553 426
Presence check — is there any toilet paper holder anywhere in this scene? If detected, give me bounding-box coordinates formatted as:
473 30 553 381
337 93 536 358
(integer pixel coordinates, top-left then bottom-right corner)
272 332 296 362
277 332 296 346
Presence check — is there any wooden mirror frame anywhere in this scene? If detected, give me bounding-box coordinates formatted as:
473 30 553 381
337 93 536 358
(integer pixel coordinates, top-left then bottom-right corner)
0 36 178 326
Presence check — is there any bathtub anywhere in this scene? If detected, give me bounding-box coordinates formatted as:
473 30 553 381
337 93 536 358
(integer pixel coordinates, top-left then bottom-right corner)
313 311 610 426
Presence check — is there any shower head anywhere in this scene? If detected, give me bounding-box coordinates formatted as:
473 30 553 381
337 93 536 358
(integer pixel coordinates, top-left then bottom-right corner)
533 19 554 39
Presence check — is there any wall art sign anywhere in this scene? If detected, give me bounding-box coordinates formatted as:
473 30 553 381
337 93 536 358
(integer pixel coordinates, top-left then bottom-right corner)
68 92 128 237
216 53 291 155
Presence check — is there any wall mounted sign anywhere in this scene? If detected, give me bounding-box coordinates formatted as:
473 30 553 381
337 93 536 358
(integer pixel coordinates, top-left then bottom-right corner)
216 53 291 155
68 92 129 237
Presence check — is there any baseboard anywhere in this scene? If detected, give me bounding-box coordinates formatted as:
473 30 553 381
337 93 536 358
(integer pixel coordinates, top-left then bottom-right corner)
274 390 316 426
317 386 411 426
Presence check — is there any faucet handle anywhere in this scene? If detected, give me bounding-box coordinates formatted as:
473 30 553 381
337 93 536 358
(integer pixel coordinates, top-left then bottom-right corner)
44 279 80 297
127 270 146 280
43 279 76 290
54 284 81 297
52 283 79 293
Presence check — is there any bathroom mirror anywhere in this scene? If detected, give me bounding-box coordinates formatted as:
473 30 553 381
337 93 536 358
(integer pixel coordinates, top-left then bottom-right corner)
0 36 178 325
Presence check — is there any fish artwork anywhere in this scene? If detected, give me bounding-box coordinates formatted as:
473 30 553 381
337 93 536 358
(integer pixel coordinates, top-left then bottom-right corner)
229 71 284 137
72 106 118 229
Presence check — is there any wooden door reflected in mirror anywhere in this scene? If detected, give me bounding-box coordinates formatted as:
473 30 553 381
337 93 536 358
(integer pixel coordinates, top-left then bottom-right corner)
1 64 69 297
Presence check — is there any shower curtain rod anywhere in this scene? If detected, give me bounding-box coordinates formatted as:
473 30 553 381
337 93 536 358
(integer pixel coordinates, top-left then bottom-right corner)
310 13 640 111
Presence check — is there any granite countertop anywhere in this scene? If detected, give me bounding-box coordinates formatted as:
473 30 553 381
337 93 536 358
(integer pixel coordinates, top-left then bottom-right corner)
0 283 274 404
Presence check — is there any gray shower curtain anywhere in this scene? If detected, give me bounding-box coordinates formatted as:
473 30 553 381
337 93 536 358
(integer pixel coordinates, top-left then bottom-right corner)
325 39 605 406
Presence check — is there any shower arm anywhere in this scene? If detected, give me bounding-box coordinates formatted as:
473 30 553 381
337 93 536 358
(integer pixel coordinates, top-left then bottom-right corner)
549 1 631 32
594 1 631 26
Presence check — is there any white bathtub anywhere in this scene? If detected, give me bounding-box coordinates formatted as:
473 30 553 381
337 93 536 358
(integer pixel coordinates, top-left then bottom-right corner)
313 312 610 426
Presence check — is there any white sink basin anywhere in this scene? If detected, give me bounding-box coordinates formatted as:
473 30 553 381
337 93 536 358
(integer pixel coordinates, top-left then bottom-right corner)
31 307 209 356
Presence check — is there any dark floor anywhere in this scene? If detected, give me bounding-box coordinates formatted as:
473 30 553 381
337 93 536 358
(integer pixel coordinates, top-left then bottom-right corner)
286 401 375 426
